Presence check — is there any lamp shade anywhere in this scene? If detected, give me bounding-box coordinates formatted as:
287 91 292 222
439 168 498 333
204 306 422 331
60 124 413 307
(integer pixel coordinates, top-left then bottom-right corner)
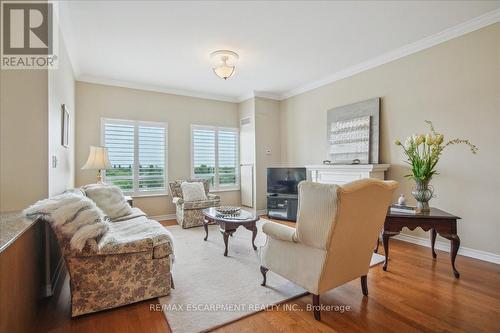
81 146 112 170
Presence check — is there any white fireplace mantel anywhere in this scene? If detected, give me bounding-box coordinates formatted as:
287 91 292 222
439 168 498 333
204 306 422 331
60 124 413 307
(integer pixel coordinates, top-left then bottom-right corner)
306 164 390 185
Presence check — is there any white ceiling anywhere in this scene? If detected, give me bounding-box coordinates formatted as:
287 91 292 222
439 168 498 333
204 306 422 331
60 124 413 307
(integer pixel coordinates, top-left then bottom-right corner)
59 1 500 102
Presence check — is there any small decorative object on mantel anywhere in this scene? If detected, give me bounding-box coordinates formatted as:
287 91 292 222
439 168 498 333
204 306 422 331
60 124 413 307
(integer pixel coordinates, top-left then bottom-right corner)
395 120 478 212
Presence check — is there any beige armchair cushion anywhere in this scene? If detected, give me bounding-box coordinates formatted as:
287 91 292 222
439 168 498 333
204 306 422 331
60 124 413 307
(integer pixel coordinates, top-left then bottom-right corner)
295 182 339 249
261 238 326 293
262 222 297 242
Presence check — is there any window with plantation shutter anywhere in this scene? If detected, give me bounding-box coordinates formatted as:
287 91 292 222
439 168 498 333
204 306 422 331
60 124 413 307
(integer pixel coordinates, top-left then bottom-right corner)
103 121 135 191
191 125 239 190
192 127 216 187
218 129 238 187
102 118 168 195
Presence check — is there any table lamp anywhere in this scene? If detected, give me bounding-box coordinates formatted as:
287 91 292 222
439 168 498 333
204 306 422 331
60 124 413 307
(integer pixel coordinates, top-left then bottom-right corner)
81 146 112 183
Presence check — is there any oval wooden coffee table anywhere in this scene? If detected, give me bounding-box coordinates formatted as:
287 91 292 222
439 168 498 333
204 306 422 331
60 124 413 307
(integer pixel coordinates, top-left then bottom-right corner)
202 207 260 256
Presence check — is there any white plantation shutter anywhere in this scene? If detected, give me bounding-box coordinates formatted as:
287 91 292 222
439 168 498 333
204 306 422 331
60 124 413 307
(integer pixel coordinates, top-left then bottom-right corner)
102 118 168 195
103 122 134 191
191 125 239 190
218 129 238 187
138 125 167 192
192 127 216 187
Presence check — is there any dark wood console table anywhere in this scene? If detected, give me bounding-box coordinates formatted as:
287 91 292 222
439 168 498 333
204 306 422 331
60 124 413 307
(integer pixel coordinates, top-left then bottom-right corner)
382 208 461 278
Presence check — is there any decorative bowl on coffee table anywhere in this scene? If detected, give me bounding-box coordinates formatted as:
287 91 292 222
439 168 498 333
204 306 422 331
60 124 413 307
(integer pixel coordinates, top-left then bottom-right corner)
215 206 241 215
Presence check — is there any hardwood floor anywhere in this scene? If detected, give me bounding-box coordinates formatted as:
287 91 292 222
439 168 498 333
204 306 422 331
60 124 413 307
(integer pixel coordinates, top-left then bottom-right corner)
37 219 500 333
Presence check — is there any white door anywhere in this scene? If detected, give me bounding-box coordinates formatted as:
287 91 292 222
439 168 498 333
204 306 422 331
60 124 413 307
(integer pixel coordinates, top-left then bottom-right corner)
240 164 253 207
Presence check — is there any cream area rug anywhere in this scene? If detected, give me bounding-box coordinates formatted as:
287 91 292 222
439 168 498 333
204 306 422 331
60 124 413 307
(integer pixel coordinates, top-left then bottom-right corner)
160 219 385 333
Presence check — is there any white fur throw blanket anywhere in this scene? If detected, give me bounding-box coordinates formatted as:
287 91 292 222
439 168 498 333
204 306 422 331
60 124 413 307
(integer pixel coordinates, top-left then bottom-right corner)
98 215 174 259
24 193 108 252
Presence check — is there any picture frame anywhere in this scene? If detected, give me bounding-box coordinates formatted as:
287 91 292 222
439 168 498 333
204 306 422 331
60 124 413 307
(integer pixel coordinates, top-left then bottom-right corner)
326 97 380 164
61 104 70 148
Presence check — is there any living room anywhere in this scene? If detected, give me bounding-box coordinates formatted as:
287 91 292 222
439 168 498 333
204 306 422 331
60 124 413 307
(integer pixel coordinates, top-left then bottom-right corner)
1 1 499 333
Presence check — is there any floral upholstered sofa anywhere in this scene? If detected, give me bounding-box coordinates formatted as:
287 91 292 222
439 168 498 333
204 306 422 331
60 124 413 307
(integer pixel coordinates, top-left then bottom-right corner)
169 179 220 228
24 185 174 317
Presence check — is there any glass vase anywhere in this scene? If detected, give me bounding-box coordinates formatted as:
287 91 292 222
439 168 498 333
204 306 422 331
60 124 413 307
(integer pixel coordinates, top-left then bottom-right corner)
411 179 434 212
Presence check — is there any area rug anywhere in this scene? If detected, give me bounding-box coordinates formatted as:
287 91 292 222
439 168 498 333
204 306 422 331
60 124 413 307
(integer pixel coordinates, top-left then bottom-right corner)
160 219 385 333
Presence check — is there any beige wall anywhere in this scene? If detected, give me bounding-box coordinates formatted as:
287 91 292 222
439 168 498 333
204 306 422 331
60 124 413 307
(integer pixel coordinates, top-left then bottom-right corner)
48 30 76 197
255 97 282 210
75 82 241 217
280 23 500 254
0 27 75 212
0 70 48 212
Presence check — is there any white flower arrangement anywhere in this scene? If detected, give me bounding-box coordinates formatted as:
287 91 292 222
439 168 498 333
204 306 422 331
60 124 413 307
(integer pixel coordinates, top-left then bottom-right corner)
395 121 478 182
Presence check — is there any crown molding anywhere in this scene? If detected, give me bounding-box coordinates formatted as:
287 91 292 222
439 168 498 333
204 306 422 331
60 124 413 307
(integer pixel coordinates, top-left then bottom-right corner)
237 92 255 103
237 90 282 102
281 8 500 100
77 75 240 103
254 91 282 101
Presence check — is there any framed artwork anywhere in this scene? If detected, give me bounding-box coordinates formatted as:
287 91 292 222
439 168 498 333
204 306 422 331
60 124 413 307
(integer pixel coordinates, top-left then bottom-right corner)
329 115 371 164
61 104 70 148
326 98 380 164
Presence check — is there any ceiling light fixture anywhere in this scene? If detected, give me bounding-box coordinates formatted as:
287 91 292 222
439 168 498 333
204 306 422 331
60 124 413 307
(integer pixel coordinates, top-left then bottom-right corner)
210 50 239 80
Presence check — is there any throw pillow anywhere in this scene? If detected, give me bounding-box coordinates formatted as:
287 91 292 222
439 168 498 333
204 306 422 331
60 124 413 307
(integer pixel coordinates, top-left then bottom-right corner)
83 183 133 219
181 182 207 201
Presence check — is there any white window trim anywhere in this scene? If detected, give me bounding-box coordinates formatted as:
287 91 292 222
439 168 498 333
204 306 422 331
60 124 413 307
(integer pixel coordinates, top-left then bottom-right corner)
101 117 169 197
191 124 240 191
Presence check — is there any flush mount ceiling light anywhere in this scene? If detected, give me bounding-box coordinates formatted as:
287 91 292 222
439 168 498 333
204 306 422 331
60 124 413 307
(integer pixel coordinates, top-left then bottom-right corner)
210 50 239 80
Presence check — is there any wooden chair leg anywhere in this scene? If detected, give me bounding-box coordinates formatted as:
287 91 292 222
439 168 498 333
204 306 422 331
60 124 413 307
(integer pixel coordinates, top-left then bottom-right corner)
260 266 269 286
361 275 368 296
312 294 321 320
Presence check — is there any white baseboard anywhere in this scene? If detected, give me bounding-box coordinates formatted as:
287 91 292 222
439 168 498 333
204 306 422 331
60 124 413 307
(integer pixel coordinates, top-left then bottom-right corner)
256 209 267 216
394 233 500 265
150 214 176 222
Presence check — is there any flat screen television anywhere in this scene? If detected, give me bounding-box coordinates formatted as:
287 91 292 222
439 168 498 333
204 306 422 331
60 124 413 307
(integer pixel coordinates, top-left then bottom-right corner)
267 167 306 195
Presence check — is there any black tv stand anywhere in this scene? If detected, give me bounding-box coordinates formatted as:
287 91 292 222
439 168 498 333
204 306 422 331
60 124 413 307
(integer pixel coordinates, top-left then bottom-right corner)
267 193 298 222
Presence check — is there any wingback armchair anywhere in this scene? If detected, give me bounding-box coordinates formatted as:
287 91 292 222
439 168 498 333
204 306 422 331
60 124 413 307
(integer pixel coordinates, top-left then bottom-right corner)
260 179 398 320
169 179 221 228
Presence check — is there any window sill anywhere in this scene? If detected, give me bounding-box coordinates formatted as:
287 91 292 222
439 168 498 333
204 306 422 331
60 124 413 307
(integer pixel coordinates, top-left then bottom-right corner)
129 193 169 199
211 187 240 193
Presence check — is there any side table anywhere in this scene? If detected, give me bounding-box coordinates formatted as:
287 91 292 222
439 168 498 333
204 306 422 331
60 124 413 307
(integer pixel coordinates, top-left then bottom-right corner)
382 207 461 278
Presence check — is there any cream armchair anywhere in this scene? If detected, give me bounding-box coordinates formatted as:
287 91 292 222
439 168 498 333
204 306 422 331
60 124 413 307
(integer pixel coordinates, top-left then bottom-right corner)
260 179 398 320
